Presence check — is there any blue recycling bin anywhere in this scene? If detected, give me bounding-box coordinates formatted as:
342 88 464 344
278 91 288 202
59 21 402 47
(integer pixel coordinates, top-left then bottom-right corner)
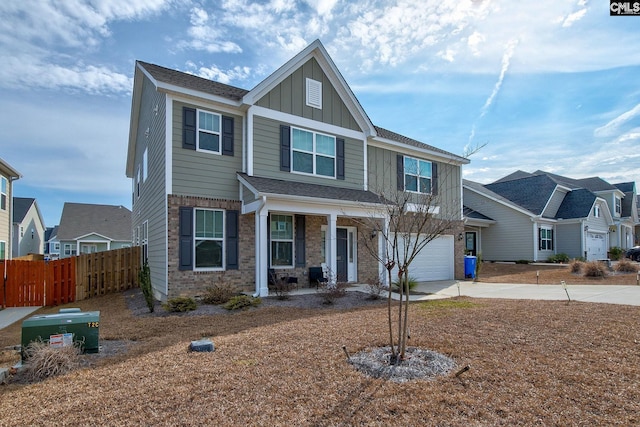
464 256 477 279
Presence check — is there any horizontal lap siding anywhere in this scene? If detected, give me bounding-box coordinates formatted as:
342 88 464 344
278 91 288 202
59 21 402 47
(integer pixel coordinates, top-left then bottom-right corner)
132 76 169 299
253 116 364 189
172 100 243 201
556 224 581 259
464 189 534 261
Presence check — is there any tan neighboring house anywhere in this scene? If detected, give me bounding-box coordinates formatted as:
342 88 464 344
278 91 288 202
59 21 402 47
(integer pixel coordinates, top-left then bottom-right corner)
0 158 22 260
126 39 469 301
12 197 45 258
56 203 132 258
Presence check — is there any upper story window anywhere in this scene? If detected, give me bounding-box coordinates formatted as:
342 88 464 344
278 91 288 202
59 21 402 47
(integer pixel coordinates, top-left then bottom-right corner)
0 241 5 260
291 127 336 178
198 110 222 154
615 196 621 216
195 208 224 270
594 205 600 218
404 156 432 194
306 78 322 109
142 148 148 182
1 177 7 210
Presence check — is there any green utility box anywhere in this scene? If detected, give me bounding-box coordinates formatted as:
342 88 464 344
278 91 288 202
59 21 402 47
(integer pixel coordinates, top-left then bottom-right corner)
21 309 100 359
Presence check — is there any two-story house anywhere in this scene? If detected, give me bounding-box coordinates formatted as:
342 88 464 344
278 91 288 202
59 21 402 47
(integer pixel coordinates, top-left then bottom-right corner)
0 157 21 260
57 202 132 258
464 170 638 262
126 40 468 301
12 197 45 258
44 226 60 260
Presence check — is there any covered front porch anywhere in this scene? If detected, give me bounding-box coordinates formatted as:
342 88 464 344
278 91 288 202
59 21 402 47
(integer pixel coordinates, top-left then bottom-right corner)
238 173 386 297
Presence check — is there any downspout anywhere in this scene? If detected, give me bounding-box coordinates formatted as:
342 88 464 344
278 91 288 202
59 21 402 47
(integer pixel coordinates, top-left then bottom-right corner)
253 196 267 297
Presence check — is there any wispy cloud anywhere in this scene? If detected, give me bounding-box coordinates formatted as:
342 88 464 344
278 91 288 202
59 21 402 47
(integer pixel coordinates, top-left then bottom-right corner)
594 103 640 137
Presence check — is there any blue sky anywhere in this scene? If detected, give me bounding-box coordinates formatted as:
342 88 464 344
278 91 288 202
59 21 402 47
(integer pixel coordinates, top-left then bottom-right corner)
1 0 639 227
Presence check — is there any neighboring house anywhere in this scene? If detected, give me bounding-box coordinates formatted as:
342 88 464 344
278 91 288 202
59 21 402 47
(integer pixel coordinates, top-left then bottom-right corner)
44 226 60 260
0 158 22 260
464 170 639 262
126 39 469 301
12 197 45 257
56 203 132 258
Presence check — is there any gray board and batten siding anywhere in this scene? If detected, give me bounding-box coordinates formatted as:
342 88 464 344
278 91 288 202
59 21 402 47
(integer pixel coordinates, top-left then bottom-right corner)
255 57 361 132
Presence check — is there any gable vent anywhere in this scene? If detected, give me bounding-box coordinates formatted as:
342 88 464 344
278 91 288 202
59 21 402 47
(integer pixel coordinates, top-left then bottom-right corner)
306 78 322 109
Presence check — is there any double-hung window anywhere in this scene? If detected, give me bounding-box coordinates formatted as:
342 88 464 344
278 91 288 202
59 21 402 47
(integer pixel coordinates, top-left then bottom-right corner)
64 244 77 257
539 228 553 250
615 197 621 216
198 110 221 153
291 127 336 178
1 177 7 210
0 241 5 260
270 214 293 267
195 209 224 269
404 156 432 193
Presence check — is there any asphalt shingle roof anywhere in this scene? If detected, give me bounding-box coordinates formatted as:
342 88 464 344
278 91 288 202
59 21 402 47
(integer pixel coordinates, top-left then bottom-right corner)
484 174 558 216
138 61 249 102
238 173 384 204
56 203 132 241
12 197 35 223
555 189 596 219
463 206 493 221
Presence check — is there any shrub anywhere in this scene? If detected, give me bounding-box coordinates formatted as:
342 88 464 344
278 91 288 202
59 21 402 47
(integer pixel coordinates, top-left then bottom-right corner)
138 261 154 313
515 260 530 264
224 295 261 310
22 340 81 382
615 259 639 273
569 259 583 273
317 281 347 304
547 253 570 263
583 261 608 278
365 277 386 300
202 283 235 305
392 276 419 293
163 296 197 312
609 247 624 261
271 277 294 300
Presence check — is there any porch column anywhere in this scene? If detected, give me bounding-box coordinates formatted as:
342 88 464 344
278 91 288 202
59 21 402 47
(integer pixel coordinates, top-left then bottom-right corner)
327 213 337 285
255 206 269 297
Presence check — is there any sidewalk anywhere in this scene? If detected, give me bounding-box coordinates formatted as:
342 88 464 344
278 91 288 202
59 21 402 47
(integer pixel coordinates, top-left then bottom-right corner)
0 306 40 330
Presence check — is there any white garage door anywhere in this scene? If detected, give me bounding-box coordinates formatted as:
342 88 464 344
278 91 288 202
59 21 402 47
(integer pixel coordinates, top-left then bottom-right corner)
390 234 454 281
586 232 607 261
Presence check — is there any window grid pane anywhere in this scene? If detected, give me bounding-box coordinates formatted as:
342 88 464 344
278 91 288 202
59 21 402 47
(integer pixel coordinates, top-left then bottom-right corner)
291 127 335 177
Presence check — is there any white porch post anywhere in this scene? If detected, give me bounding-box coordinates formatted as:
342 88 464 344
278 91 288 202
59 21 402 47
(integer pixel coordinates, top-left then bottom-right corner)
255 206 269 297
327 213 337 285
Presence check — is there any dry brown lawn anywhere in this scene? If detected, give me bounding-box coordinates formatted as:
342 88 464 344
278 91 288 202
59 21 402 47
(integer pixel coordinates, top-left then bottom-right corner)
1 263 640 425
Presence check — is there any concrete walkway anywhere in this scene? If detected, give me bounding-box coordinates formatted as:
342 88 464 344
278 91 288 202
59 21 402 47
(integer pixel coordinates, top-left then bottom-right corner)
0 306 40 330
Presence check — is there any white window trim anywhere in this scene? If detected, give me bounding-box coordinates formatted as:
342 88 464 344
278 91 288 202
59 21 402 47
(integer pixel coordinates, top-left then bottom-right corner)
404 156 433 194
306 78 322 109
63 244 77 256
540 227 553 251
0 240 5 260
194 208 225 271
196 109 222 155
270 214 294 268
615 196 622 216
0 177 6 211
290 126 336 179
594 205 600 218
142 148 148 182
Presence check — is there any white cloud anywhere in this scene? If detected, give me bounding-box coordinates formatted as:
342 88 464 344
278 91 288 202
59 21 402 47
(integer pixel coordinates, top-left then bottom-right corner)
186 63 252 84
594 104 640 138
562 9 587 27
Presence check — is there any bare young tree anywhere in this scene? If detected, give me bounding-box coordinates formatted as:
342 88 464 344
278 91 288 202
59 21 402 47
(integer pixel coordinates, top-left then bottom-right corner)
356 144 483 363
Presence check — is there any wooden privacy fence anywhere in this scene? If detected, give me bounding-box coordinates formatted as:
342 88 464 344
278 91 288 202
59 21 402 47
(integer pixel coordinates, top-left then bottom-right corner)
1 246 140 308
75 246 140 301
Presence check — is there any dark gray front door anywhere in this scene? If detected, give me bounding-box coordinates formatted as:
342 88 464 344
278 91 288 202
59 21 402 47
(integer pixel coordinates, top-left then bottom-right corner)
465 232 477 256
337 228 348 282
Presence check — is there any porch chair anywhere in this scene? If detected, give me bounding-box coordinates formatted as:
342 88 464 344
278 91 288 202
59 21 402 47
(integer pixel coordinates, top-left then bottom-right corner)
308 266 328 289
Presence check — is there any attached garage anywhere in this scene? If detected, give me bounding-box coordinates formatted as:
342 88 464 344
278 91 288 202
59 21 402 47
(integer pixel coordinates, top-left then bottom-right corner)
586 232 607 261
391 234 454 281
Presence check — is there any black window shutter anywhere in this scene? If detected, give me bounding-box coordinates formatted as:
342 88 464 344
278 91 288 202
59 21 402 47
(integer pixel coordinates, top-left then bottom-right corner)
431 162 438 195
179 207 193 270
295 215 306 267
183 107 196 150
550 229 554 251
397 154 404 191
336 138 345 180
538 228 542 251
280 125 291 172
226 210 239 270
222 116 234 156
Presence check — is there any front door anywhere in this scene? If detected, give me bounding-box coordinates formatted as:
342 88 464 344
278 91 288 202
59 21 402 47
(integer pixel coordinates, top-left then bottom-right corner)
465 232 477 256
336 228 348 282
